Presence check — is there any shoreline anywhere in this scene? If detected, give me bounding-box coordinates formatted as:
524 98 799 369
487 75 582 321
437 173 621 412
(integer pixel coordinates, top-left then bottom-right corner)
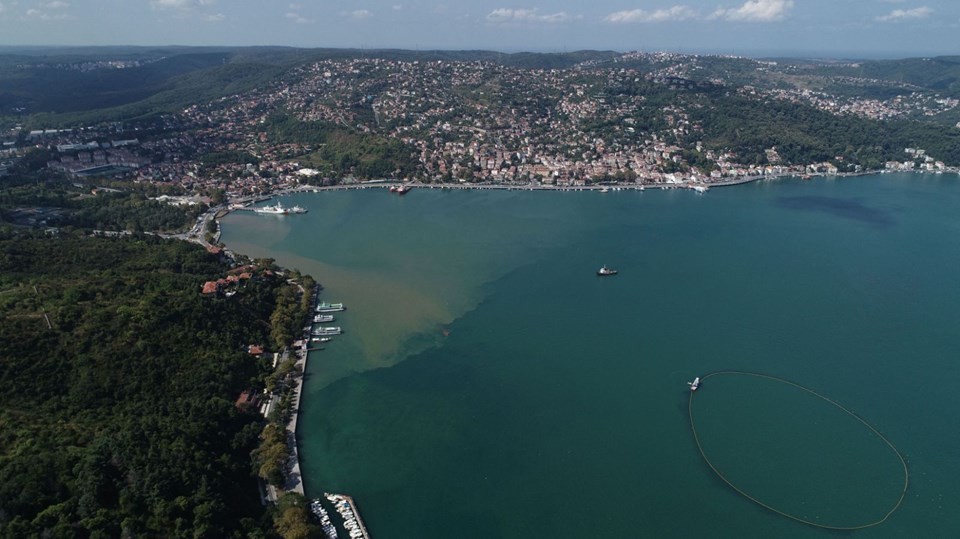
249 168 960 201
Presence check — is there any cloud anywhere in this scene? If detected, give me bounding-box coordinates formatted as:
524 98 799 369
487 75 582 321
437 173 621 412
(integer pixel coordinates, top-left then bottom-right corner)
605 6 698 23
201 12 225 22
24 1 73 20
286 11 313 23
711 0 794 22
392 4 403 10
150 0 213 11
346 9 373 19
486 7 578 24
876 6 932 22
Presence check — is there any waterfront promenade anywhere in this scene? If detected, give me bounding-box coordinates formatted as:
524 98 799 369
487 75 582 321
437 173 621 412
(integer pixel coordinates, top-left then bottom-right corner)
283 286 317 496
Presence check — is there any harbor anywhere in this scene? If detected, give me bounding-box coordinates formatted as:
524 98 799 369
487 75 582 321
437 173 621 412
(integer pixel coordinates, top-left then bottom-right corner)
221 172 960 537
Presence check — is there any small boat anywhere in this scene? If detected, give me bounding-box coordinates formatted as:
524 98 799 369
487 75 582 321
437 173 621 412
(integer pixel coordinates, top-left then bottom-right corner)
597 265 618 276
310 336 333 343
688 377 700 391
314 314 335 323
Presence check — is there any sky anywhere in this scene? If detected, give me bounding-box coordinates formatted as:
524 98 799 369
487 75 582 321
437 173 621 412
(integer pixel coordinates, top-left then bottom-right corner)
0 0 957 58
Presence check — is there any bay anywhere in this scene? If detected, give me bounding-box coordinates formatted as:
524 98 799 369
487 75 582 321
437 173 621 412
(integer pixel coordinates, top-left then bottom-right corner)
221 173 960 537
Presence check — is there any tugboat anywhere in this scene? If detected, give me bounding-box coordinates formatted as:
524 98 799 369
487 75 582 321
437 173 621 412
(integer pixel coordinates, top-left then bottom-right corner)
597 265 618 276
688 377 700 391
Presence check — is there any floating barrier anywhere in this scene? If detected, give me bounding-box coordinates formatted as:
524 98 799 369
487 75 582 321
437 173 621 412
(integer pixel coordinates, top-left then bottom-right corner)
688 371 909 531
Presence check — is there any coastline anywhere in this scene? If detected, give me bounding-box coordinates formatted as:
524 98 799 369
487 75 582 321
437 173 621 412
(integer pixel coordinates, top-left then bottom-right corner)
254 168 960 200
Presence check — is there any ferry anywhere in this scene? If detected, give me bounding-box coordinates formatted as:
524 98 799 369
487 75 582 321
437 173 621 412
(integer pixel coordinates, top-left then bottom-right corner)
390 184 412 195
316 302 345 313
597 265 618 276
314 314 335 323
254 201 307 215
688 377 701 391
312 326 342 336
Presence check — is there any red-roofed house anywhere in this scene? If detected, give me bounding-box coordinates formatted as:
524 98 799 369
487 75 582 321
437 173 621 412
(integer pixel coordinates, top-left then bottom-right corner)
235 389 259 411
248 344 264 356
201 281 218 295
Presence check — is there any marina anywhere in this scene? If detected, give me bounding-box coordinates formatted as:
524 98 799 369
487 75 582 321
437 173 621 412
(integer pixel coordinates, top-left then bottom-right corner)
325 493 372 539
310 499 339 539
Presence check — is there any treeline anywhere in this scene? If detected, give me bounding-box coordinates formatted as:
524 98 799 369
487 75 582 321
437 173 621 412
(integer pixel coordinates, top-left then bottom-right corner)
0 166 200 232
0 232 308 537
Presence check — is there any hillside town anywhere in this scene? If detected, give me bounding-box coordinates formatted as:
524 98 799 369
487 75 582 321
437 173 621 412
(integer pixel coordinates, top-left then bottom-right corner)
2 52 958 199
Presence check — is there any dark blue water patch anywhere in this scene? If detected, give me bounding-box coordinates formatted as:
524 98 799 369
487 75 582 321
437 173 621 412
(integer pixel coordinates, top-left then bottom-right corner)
776 196 895 227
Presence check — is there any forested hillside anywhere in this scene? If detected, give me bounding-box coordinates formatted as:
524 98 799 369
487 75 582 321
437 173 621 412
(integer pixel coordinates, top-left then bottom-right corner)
0 233 287 537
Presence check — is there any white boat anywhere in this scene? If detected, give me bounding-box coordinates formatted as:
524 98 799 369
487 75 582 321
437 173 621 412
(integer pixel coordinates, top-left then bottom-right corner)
312 326 342 336
314 314 334 323
316 302 345 313
254 201 307 215
689 377 700 391
597 265 618 276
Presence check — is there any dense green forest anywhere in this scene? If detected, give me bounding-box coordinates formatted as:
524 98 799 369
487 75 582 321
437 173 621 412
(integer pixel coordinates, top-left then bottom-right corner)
688 89 960 167
0 232 310 537
264 113 419 179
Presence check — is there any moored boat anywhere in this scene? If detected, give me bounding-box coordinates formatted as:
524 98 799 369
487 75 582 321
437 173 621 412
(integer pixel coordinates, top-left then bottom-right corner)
316 302 345 313
312 326 342 336
314 314 335 323
254 201 307 215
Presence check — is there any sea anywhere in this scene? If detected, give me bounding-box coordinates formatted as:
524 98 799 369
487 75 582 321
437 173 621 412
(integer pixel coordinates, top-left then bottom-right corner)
220 173 960 538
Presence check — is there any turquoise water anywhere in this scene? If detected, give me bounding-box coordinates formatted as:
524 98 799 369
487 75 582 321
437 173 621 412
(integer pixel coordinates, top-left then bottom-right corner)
221 174 960 537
